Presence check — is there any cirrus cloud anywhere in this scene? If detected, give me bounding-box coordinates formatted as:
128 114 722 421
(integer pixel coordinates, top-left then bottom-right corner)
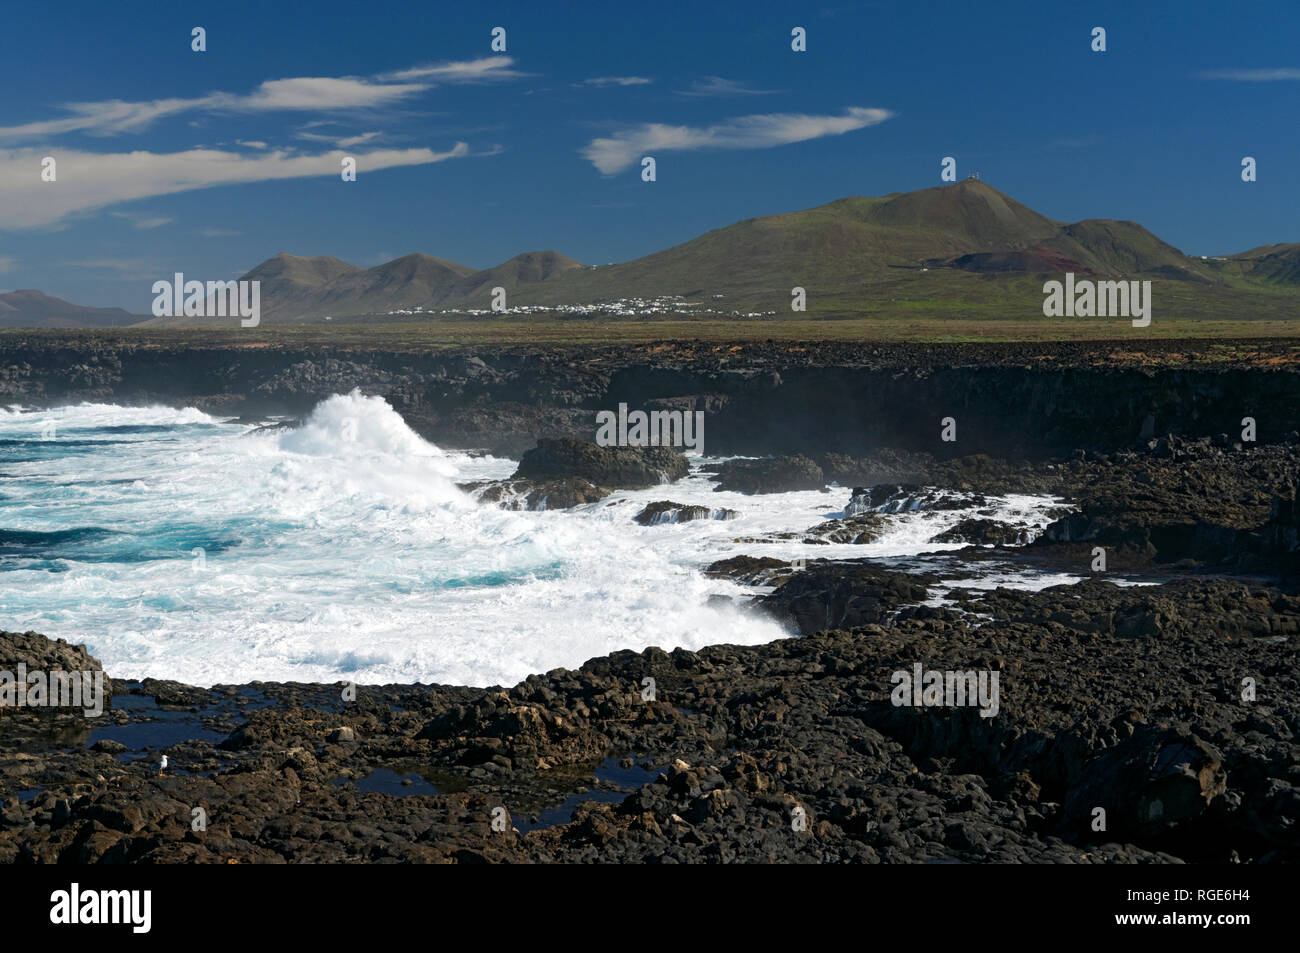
676 76 778 97
1200 68 1300 81
379 56 527 83
575 76 654 88
581 106 894 175
0 144 469 229
0 57 523 141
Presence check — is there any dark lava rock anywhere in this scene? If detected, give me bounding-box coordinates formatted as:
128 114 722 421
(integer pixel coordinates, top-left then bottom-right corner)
761 564 936 632
1269 485 1300 555
0 630 113 701
931 519 1029 545
703 555 795 586
711 455 824 494
2 569 1297 863
140 678 210 708
6 337 1300 464
818 450 930 487
845 484 988 516
513 438 687 489
1029 440 1300 572
803 515 891 544
634 501 739 526
1062 729 1227 837
464 478 612 511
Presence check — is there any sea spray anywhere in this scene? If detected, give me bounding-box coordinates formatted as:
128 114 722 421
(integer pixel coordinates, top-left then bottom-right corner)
0 395 794 686
0 396 1071 689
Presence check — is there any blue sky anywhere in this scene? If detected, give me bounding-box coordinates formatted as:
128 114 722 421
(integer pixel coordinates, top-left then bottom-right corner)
1 0 1297 310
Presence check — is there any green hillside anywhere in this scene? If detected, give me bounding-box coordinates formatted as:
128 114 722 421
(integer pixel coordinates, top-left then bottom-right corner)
161 179 1300 325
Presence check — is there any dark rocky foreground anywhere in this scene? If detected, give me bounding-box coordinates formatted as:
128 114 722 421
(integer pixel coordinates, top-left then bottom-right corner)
1 334 1297 863
1 569 1296 864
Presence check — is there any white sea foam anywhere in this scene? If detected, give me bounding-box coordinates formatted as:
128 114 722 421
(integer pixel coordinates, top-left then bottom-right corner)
0 392 1075 688
0 393 787 686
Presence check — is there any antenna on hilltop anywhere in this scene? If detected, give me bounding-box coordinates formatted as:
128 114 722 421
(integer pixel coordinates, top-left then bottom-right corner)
968 171 980 181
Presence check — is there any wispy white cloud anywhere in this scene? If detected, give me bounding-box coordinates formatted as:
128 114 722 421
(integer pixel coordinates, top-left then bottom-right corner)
62 257 158 279
581 106 893 174
337 132 383 148
236 140 268 149
238 77 427 110
110 211 174 229
0 58 522 141
575 76 653 88
0 144 469 229
1200 68 1300 81
677 76 778 97
200 228 241 238
0 256 16 273
2 98 215 139
297 130 383 148
379 56 526 83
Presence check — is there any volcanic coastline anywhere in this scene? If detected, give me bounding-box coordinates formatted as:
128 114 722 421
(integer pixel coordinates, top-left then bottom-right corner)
1 336 1297 863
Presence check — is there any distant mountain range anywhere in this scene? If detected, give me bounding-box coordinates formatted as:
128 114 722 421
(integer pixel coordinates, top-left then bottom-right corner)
1224 243 1300 284
227 248 587 323
0 290 143 328
13 179 1300 326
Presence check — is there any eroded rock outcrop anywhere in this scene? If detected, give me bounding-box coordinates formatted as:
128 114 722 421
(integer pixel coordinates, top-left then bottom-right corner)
4 570 1294 863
